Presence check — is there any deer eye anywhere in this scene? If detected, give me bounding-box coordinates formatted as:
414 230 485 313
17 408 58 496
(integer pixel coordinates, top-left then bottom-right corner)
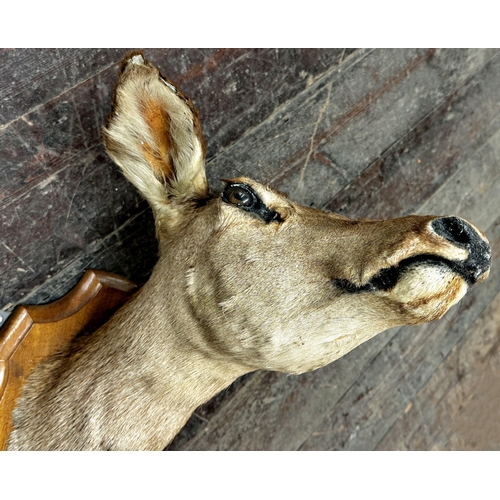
223 184 257 208
221 183 283 224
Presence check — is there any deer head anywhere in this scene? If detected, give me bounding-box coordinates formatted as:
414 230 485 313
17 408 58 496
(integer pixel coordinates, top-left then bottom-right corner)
104 53 491 375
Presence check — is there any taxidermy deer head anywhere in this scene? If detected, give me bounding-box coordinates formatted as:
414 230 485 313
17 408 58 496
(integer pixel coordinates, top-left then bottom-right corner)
8 52 491 450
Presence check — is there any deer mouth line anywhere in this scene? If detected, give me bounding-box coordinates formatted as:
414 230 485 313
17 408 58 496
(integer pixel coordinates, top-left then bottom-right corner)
332 252 491 294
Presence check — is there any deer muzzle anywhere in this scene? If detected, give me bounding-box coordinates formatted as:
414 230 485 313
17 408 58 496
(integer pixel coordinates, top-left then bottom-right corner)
333 215 491 294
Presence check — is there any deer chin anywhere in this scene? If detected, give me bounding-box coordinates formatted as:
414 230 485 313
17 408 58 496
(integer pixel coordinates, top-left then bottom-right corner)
277 264 471 374
381 263 469 324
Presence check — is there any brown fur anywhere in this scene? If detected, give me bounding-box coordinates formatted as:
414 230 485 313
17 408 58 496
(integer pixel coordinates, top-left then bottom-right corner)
7 53 491 450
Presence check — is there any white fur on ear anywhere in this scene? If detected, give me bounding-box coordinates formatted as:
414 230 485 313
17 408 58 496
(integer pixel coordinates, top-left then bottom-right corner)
104 53 208 220
129 54 145 66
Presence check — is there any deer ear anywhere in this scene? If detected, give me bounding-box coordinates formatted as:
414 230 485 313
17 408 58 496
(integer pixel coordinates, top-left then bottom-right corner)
104 53 208 218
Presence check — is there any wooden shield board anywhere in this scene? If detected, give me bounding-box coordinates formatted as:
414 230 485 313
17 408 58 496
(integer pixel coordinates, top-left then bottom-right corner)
0 269 136 450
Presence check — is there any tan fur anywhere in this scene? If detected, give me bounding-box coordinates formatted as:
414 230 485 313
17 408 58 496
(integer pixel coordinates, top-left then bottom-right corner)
7 53 491 450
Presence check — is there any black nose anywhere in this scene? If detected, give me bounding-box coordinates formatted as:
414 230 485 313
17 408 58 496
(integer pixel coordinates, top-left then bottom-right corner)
432 216 478 246
431 217 491 284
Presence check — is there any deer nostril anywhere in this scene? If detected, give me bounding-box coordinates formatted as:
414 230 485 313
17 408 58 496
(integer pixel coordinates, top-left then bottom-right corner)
431 216 491 285
431 217 474 246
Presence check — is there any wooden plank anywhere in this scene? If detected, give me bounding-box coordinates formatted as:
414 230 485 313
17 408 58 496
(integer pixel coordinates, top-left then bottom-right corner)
0 152 147 307
324 59 500 221
376 288 500 450
168 52 500 450
208 49 498 207
18 207 156 307
0 49 126 126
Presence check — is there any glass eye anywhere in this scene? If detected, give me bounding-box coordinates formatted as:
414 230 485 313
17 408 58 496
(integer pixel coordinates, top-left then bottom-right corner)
221 182 282 223
223 184 257 208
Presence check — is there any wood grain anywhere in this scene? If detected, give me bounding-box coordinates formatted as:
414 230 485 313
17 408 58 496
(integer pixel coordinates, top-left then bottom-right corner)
0 49 127 126
0 270 136 450
209 49 498 203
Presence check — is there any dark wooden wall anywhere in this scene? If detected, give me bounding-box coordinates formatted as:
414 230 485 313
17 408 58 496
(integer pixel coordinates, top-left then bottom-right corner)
1 48 499 450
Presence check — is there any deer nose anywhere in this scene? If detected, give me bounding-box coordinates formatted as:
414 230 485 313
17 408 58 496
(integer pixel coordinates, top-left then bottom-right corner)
431 216 491 284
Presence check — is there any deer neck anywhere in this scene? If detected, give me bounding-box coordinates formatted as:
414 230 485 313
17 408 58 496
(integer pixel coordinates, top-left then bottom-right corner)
108 251 249 448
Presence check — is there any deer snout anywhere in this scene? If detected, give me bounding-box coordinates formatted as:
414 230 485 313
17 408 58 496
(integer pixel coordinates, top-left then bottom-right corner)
431 216 491 285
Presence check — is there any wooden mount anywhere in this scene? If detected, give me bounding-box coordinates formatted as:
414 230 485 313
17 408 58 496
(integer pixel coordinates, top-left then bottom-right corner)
0 269 137 450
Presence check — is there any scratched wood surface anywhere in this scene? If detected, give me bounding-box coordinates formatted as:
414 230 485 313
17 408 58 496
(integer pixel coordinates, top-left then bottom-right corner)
1 48 499 450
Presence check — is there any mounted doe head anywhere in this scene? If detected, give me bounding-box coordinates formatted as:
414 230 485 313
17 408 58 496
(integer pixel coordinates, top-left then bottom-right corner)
104 53 491 375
